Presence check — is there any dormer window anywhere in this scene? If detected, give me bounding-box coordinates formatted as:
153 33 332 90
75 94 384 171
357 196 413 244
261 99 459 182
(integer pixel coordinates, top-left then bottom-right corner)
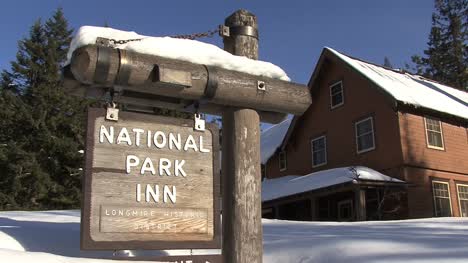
330 81 344 109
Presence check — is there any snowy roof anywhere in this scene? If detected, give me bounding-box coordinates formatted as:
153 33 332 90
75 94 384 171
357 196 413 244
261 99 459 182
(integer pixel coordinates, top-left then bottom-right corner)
326 47 468 120
260 118 292 164
262 166 404 202
67 26 290 81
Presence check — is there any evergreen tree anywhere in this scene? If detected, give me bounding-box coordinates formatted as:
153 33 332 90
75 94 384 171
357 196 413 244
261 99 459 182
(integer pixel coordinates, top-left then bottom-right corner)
383 57 394 68
411 0 467 90
0 8 86 209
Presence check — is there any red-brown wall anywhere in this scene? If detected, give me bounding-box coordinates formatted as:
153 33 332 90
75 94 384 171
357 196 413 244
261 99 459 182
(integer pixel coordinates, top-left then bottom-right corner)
398 112 468 174
266 56 403 179
398 112 468 218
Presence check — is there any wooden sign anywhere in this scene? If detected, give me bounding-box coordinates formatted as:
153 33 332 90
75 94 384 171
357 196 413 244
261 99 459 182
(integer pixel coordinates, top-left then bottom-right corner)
113 254 222 263
81 108 220 250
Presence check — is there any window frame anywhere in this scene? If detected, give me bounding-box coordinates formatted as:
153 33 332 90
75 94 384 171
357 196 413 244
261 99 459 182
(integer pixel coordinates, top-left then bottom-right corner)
432 180 453 217
337 199 353 221
329 81 345 109
424 117 445 150
457 183 468 217
355 116 376 154
278 150 287 172
311 135 327 168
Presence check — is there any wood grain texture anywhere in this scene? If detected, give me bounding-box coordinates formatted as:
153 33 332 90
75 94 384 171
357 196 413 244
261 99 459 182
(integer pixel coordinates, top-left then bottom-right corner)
222 9 263 263
60 72 288 124
112 254 222 263
82 108 221 250
70 45 311 115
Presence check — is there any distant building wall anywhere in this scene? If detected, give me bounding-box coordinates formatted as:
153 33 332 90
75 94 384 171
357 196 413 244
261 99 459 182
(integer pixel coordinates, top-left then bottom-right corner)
266 57 403 179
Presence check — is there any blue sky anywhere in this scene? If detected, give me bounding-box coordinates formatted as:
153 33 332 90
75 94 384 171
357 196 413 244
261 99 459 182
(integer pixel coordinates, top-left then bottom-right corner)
0 0 434 84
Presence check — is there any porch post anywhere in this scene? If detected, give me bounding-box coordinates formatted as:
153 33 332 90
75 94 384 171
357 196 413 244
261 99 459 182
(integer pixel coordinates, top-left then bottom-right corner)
355 187 366 221
310 197 317 220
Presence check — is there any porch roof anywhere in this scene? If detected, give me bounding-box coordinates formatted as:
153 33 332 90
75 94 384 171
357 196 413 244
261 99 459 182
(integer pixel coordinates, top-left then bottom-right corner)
262 166 405 202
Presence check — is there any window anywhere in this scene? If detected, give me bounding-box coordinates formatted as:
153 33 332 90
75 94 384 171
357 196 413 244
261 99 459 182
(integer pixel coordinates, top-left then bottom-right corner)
338 199 353 221
457 184 468 217
425 117 444 150
311 136 327 167
355 117 375 154
432 181 452 217
279 151 287 171
330 81 344 109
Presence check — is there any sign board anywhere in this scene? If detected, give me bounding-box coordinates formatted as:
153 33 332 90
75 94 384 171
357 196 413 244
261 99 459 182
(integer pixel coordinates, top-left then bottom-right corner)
113 254 222 263
81 108 221 250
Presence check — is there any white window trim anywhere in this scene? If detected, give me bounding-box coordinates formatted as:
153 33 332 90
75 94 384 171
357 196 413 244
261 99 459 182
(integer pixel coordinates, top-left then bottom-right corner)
329 81 344 109
311 135 327 168
355 116 376 154
457 183 468 217
424 117 445 150
279 150 287 171
432 180 453 217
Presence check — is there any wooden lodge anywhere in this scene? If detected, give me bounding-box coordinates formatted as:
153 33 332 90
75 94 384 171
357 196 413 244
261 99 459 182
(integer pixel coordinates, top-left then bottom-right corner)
261 47 468 221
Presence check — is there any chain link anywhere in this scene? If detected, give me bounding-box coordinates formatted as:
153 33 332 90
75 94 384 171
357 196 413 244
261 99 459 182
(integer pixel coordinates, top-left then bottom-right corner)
169 27 220 40
109 38 145 45
106 27 220 46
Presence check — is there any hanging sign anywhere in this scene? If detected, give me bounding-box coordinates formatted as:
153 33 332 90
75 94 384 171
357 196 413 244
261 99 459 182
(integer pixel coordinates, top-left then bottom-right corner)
81 108 221 250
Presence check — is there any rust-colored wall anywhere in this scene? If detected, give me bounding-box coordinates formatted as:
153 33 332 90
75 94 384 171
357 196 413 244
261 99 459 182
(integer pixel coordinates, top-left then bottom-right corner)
264 53 468 219
398 112 468 174
404 166 468 218
266 57 403 179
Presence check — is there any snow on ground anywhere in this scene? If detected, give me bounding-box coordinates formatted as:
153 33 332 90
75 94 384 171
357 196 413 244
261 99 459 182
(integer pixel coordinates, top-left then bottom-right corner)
67 26 290 81
1 210 468 263
262 166 404 202
327 47 468 120
263 217 468 263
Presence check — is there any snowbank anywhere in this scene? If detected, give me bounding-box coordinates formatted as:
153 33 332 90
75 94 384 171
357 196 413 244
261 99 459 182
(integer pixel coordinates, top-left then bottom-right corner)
1 210 468 263
260 117 291 164
67 26 290 81
327 47 468 120
262 166 404 202
263 217 468 263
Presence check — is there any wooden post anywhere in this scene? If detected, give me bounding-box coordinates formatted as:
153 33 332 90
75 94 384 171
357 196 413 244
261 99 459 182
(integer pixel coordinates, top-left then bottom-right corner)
355 187 366 221
310 197 317 220
222 10 263 263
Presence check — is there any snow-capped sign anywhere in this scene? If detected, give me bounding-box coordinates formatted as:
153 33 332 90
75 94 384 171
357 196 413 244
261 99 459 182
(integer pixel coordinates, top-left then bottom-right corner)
82 108 221 250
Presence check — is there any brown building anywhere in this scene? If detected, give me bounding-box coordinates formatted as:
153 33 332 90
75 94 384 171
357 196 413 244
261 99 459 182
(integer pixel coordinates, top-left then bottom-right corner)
261 47 468 221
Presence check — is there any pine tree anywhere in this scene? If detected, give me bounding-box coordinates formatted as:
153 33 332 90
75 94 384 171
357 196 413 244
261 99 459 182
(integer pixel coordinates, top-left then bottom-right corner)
383 57 394 68
411 0 467 90
0 8 85 209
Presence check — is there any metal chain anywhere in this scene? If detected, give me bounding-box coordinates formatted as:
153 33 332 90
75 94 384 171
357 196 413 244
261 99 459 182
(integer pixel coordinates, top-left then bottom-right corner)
169 27 220 40
106 27 220 46
108 38 145 45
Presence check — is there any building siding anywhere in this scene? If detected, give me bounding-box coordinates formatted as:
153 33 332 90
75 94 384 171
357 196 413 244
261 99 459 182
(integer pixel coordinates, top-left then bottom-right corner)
398 112 468 174
399 113 468 218
266 57 403 180
263 52 468 220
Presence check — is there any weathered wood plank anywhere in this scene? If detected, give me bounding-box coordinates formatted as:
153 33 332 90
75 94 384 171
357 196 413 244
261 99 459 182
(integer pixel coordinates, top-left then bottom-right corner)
62 65 288 124
222 9 263 263
69 44 311 115
112 254 223 263
82 108 221 250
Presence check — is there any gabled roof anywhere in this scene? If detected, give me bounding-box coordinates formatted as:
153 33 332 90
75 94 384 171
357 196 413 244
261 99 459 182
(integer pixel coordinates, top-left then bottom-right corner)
262 166 404 202
325 47 468 120
276 47 468 158
260 117 292 164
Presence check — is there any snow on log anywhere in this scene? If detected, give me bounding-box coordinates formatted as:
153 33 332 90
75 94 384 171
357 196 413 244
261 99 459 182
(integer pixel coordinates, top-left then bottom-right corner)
67 26 290 81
